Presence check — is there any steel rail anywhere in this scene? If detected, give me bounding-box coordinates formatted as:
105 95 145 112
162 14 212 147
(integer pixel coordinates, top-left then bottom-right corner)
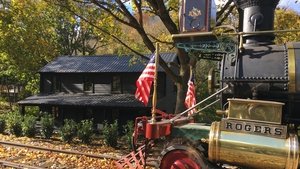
0 140 121 160
0 159 45 169
0 140 158 168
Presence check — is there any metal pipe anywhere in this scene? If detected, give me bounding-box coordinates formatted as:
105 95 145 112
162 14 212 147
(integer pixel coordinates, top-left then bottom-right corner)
170 85 228 122
172 29 300 38
195 99 220 114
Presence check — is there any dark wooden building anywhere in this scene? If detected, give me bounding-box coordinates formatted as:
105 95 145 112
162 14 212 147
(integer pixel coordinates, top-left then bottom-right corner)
18 53 178 126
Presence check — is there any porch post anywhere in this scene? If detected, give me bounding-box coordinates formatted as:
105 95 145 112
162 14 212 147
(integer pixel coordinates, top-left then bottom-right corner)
19 105 25 116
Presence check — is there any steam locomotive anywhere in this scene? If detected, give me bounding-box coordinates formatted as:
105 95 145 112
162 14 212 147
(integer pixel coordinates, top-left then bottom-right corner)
123 0 300 168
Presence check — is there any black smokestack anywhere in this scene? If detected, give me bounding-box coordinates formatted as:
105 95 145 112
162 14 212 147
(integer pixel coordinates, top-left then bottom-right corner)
234 0 279 45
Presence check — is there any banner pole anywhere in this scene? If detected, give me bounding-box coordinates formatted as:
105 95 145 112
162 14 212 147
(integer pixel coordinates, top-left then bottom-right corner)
151 43 159 123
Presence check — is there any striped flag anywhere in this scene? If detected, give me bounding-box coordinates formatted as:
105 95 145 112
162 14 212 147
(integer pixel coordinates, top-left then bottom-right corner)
135 53 156 106
185 72 196 115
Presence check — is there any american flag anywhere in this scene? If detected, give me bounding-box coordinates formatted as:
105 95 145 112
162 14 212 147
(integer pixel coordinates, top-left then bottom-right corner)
185 72 197 115
135 53 156 106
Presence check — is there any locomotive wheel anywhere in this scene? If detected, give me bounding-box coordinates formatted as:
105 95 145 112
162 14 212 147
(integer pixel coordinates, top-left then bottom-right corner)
159 144 209 169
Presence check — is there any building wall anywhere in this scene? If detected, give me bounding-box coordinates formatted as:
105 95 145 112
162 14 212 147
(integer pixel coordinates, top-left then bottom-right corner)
155 74 176 113
40 72 167 96
122 73 139 94
60 74 83 93
40 74 53 93
40 105 151 129
41 73 111 94
40 70 177 115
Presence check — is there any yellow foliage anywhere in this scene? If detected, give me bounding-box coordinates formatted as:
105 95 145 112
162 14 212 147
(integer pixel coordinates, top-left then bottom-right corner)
274 9 300 44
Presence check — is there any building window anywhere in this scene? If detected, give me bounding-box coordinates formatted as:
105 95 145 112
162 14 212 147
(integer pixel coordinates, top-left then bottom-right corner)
52 106 59 118
112 76 121 93
52 76 61 93
84 77 93 92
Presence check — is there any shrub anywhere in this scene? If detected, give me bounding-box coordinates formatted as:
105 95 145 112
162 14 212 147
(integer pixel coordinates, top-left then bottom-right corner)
22 114 37 137
122 121 134 148
103 120 119 148
0 100 10 113
77 119 94 144
6 111 23 137
60 119 77 143
40 113 55 139
25 106 39 116
0 114 6 133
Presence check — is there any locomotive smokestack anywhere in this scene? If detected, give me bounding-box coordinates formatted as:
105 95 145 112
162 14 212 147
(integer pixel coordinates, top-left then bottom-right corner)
234 0 279 45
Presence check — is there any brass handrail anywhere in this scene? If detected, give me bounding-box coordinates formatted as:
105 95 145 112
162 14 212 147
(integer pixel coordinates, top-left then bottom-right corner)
172 29 300 38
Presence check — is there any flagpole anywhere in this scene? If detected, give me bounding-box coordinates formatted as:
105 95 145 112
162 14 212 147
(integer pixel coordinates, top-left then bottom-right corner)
151 43 159 123
189 66 193 81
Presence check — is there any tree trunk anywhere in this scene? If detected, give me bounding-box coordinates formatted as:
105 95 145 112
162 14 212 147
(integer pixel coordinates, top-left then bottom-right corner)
174 50 191 114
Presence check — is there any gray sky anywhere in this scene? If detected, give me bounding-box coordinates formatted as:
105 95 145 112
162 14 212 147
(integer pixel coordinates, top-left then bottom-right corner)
278 0 300 13
215 0 300 13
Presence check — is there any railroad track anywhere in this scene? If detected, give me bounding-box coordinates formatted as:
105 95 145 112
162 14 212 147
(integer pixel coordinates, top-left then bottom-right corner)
0 140 121 168
0 140 158 168
0 160 44 169
0 140 121 160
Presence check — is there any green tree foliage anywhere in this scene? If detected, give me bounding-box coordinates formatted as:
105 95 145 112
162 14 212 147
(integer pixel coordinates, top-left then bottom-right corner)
49 0 121 55
0 0 59 96
0 0 111 97
54 4 111 55
194 60 221 123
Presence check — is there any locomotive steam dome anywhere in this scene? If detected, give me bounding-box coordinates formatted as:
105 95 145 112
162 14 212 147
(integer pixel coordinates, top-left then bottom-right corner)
221 0 300 124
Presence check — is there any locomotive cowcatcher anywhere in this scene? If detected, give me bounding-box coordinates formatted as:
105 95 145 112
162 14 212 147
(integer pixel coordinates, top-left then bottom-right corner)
116 0 300 168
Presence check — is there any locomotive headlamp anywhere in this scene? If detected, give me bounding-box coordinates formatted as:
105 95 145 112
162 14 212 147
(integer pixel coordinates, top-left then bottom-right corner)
179 0 216 33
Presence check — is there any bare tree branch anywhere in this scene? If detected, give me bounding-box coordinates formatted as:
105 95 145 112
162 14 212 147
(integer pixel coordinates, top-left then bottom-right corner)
90 0 134 28
56 2 148 59
217 0 234 21
147 34 173 45
51 0 180 83
216 5 235 26
145 0 178 34
132 0 143 26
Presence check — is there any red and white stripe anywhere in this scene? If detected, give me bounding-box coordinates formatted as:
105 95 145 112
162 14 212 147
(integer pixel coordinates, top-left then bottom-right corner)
135 55 156 106
185 74 196 115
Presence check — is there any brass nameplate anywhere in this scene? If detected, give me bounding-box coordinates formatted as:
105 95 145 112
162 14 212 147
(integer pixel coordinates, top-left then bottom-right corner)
221 119 287 139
